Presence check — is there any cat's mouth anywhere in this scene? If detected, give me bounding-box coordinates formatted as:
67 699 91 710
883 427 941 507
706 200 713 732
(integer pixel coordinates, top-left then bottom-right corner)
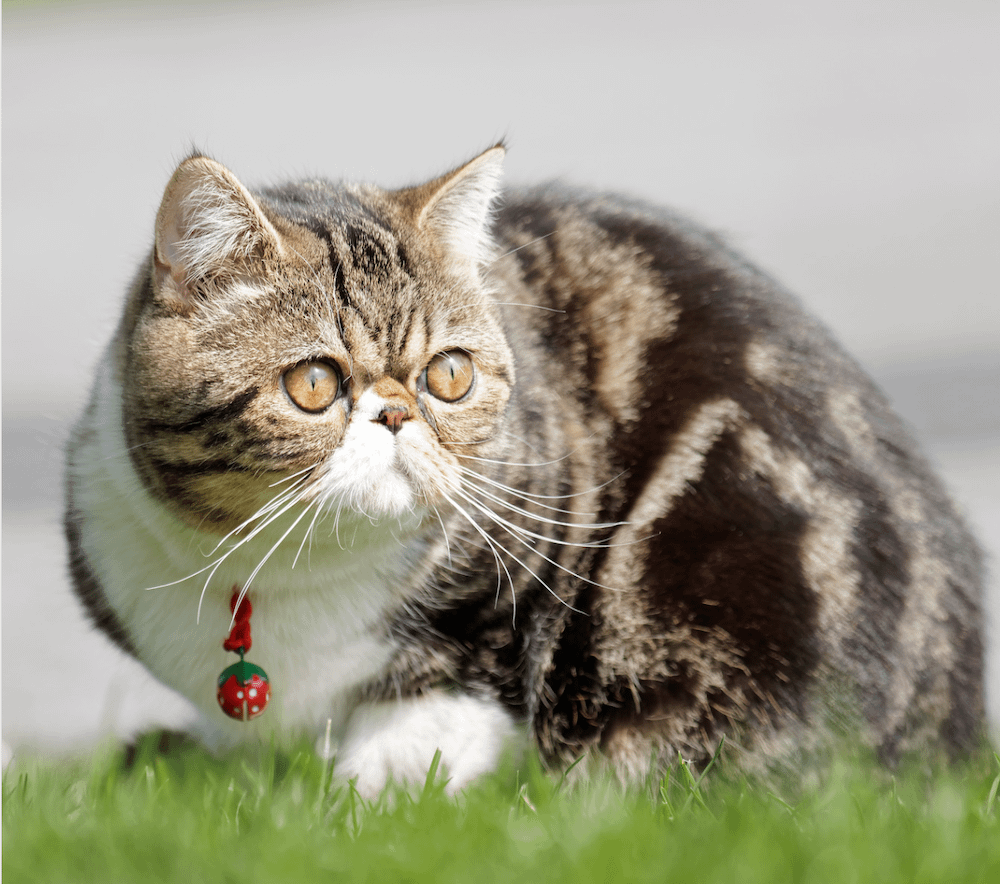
306 407 457 523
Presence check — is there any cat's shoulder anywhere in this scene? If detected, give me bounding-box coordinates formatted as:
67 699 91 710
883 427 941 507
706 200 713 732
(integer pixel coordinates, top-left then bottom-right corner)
493 183 790 306
497 183 737 255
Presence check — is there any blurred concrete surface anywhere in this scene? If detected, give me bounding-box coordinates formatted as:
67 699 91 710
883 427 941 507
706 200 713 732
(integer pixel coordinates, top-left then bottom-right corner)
3 0 998 757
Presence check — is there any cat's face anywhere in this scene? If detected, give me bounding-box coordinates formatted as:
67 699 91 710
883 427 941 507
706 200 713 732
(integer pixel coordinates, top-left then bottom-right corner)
121 150 514 535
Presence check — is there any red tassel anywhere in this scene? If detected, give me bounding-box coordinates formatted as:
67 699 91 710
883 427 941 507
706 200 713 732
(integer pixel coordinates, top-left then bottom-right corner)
223 587 253 652
218 587 271 720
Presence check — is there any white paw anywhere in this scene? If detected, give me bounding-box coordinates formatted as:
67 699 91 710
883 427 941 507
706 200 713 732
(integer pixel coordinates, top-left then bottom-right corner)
334 691 521 798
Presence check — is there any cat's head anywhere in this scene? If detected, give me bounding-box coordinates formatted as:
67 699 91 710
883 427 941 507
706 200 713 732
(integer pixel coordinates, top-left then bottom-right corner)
120 146 514 536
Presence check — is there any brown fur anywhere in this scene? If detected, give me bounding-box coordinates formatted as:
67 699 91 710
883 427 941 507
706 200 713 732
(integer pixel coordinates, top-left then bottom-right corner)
67 146 985 781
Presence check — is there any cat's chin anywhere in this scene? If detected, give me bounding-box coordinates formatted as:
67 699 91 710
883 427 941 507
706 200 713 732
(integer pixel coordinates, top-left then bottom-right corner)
325 470 419 521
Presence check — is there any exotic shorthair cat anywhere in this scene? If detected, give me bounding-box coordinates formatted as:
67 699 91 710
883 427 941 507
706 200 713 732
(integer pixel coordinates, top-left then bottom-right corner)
65 145 985 794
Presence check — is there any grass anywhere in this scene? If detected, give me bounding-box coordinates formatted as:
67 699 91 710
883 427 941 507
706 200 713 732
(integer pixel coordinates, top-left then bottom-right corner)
4 738 1000 884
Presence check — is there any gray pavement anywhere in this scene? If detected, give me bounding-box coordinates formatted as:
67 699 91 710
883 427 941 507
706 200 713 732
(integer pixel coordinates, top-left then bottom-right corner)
4 0 998 757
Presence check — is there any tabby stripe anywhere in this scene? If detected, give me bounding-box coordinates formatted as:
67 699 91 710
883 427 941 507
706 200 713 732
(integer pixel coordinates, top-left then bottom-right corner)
146 456 252 478
838 484 912 723
302 221 356 309
737 424 862 645
395 241 414 278
541 584 603 754
537 399 742 755
590 398 743 696
140 387 260 436
345 223 398 279
631 398 740 530
580 212 752 514
390 304 417 361
639 428 818 716
878 532 953 750
592 397 740 596
940 602 985 751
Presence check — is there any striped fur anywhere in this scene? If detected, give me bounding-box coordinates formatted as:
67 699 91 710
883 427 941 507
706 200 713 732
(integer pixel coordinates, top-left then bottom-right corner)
65 147 984 791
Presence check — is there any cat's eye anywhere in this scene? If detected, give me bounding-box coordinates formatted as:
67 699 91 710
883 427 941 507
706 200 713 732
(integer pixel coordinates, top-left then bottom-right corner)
283 360 341 413
423 350 475 402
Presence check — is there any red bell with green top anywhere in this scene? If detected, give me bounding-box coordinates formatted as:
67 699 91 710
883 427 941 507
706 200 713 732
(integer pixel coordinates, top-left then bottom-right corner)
217 653 270 720
217 588 271 721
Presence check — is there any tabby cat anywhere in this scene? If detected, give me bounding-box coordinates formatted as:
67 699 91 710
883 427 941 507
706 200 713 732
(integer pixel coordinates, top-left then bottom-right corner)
65 145 985 794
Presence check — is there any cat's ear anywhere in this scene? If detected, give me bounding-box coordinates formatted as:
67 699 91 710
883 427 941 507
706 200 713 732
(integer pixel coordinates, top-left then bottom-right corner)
405 144 505 272
153 155 282 308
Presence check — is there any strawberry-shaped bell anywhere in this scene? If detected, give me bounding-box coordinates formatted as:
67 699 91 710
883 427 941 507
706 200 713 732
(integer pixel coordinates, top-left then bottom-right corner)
217 653 271 720
217 588 271 721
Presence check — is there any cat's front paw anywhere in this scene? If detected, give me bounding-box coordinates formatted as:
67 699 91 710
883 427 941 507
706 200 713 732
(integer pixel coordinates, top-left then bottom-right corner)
334 691 521 798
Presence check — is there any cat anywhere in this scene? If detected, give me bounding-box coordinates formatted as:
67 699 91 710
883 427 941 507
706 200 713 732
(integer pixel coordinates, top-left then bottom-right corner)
65 144 985 795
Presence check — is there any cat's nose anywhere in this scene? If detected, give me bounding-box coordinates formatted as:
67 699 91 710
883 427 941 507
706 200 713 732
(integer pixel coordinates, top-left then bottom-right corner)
376 404 409 435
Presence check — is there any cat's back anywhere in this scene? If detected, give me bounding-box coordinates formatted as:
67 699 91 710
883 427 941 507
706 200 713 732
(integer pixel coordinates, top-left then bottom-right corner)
487 184 984 767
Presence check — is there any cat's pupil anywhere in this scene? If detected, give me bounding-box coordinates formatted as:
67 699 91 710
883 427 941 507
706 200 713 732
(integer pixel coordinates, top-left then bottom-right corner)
283 360 340 413
424 351 474 402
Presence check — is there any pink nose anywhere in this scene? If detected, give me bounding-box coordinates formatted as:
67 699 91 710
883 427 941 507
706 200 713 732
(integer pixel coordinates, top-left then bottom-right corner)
376 404 409 434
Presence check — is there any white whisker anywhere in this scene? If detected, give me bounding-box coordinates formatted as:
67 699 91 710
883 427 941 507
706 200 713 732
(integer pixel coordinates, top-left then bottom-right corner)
433 506 454 569
492 301 565 314
268 464 316 488
199 474 312 558
444 494 515 620
331 501 347 550
292 498 326 570
228 503 315 628
145 475 315 628
452 486 620 601
460 466 624 508
461 474 624 537
456 486 606 551
454 451 574 468
194 486 313 622
489 231 555 265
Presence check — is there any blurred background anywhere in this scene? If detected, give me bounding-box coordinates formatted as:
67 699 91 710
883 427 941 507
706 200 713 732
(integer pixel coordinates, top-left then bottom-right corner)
3 0 998 759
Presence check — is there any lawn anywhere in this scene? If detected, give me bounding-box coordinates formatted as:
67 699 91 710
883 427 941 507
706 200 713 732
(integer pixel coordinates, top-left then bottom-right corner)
4 738 999 883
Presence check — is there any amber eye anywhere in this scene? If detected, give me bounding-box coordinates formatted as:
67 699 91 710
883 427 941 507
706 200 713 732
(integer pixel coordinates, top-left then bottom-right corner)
283 360 341 413
423 350 475 402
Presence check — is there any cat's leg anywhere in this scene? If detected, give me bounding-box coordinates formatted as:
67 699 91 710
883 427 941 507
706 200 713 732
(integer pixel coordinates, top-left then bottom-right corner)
334 691 521 797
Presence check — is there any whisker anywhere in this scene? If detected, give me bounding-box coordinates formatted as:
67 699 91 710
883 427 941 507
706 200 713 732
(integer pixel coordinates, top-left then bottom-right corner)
194 486 313 621
460 467 621 512
433 505 454 569
292 498 326 570
331 501 347 550
461 474 625 536
489 231 556 265
454 451 575 469
268 464 316 488
147 479 313 626
460 467 625 504
455 486 616 551
450 490 583 613
228 503 315 627
444 495 515 619
452 487 620 602
202 477 310 557
491 301 565 314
